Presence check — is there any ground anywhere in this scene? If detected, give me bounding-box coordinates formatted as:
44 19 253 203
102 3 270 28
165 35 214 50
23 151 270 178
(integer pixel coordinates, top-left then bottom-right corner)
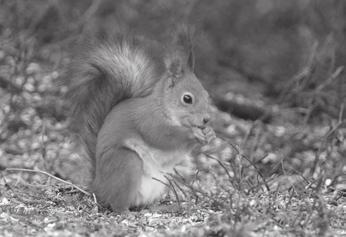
0 1 345 236
0 84 345 236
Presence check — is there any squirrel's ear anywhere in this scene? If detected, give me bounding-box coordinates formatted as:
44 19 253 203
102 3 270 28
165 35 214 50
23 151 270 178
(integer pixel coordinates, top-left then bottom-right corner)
172 25 195 70
165 57 184 78
164 56 184 88
163 25 195 87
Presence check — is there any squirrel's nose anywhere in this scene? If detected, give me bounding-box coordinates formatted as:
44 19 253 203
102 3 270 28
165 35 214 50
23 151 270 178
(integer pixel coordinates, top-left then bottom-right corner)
202 115 210 125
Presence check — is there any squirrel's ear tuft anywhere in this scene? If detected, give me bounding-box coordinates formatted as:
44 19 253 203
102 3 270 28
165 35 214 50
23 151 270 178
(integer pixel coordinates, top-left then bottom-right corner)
165 25 195 71
173 25 195 70
163 25 195 87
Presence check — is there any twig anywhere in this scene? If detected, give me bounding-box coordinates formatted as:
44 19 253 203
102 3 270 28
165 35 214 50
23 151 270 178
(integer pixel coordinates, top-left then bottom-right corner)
78 0 102 25
338 103 344 123
4 168 90 196
315 66 344 92
92 193 98 207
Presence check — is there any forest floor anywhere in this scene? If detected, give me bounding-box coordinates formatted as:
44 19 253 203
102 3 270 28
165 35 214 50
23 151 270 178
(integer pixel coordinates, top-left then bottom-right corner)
0 67 345 237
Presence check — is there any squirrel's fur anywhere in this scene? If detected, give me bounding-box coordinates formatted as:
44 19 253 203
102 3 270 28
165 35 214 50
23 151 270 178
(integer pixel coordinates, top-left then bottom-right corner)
68 31 214 212
69 37 165 168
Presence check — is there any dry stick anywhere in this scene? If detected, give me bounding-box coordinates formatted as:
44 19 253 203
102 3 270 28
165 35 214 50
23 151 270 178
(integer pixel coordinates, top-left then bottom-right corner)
68 0 102 36
78 0 102 25
338 103 344 123
315 66 344 92
92 193 98 206
5 168 90 196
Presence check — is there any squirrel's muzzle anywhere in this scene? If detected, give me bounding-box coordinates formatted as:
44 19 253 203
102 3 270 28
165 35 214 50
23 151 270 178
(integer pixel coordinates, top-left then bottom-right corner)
202 115 210 125
194 113 211 129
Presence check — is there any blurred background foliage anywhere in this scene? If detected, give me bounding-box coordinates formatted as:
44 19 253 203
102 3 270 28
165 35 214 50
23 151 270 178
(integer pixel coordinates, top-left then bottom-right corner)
1 0 345 115
0 0 345 181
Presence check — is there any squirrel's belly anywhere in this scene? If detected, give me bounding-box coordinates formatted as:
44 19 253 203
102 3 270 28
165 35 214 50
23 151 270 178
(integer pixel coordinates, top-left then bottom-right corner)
124 138 194 206
133 168 166 206
133 153 194 206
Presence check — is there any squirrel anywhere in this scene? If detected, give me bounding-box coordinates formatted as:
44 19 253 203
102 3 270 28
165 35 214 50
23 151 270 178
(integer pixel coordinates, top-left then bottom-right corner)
67 31 215 212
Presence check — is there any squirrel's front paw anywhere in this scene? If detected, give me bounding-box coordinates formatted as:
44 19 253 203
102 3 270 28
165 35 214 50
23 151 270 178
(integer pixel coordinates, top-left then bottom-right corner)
202 126 216 143
192 126 216 144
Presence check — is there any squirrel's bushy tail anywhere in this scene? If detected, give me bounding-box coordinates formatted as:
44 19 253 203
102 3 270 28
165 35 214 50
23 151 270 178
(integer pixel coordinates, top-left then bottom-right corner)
67 37 165 170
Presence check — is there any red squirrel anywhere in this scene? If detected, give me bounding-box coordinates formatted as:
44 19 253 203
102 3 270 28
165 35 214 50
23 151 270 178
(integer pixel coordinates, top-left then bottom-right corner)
68 31 215 212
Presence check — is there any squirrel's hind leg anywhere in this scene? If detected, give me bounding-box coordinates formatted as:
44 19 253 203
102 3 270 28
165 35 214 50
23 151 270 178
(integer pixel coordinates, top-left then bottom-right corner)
92 147 143 213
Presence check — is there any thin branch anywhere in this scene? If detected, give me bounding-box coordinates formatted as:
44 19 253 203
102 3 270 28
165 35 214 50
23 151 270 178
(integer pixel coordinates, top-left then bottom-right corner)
338 103 344 123
78 0 102 25
315 66 343 92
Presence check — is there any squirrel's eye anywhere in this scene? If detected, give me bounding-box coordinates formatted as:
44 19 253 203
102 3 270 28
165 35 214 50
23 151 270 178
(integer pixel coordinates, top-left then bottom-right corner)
181 93 194 105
